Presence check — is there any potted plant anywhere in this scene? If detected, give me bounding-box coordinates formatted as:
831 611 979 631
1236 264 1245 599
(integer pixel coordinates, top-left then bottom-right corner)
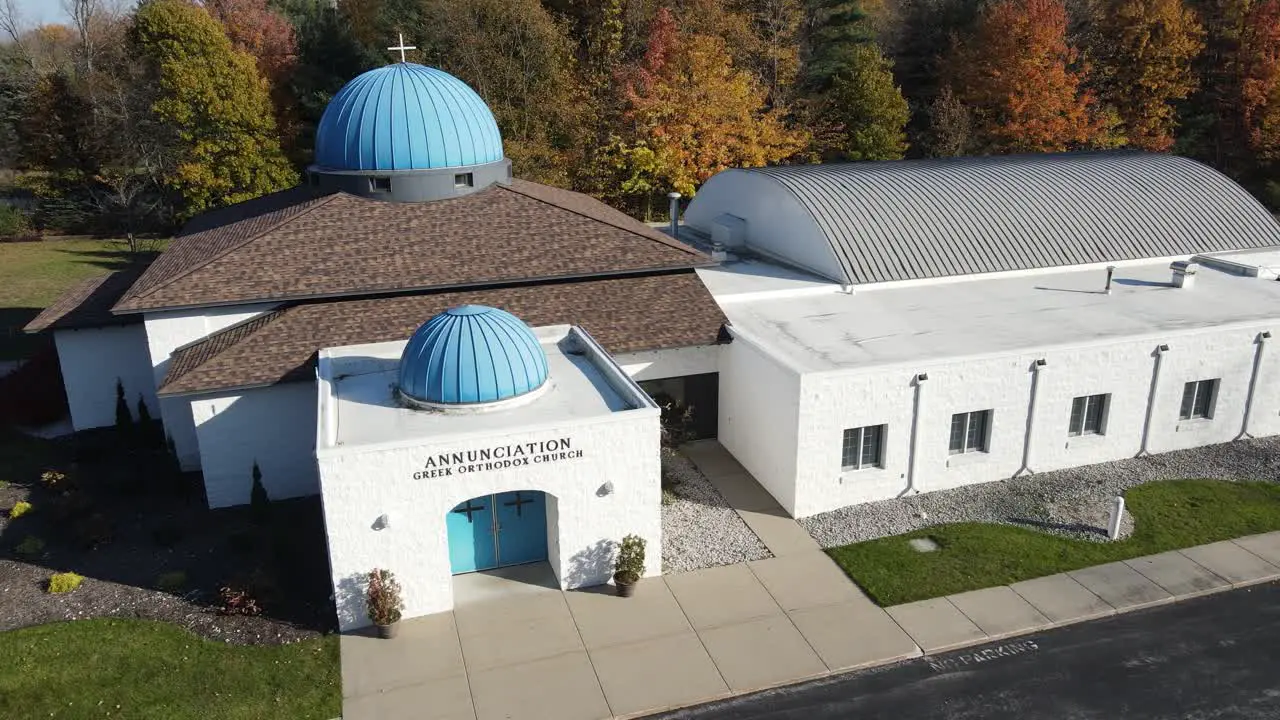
613 534 646 598
366 568 404 638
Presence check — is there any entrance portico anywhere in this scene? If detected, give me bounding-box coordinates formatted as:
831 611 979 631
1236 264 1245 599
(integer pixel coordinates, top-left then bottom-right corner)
316 313 662 631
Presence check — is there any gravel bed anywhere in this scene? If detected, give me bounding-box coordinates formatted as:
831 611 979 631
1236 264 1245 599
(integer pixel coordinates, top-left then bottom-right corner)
801 436 1280 548
661 448 771 573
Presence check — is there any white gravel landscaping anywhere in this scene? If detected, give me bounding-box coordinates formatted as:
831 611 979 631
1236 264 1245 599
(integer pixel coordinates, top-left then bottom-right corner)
661 448 771 573
800 436 1280 548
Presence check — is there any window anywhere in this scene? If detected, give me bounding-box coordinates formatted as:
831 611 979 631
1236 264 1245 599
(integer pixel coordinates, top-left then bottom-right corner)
841 425 884 470
949 410 990 454
454 172 474 188
1069 394 1109 436
370 177 392 192
1180 379 1218 420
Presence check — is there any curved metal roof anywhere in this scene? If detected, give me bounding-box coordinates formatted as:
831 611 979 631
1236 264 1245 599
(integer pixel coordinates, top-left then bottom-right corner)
721 152 1280 285
397 305 548 406
314 63 504 172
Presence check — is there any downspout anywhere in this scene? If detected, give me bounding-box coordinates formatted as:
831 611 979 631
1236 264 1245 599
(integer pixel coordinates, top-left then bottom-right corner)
1013 358 1048 478
902 372 928 497
1136 343 1170 458
1236 331 1272 440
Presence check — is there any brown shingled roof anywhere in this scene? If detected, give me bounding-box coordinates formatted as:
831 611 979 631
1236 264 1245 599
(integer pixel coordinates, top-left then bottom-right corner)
159 272 726 396
24 267 146 332
116 180 709 313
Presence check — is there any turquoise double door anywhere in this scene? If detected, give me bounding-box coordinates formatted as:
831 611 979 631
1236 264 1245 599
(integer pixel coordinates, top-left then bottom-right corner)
446 491 549 574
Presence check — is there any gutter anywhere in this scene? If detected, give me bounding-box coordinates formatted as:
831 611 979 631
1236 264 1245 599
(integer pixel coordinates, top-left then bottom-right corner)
902 372 928 497
1013 358 1048 477
1236 331 1272 440
1136 343 1171 458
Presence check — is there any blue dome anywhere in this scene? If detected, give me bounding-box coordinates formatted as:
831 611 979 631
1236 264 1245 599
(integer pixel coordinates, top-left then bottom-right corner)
398 306 549 406
314 63 504 172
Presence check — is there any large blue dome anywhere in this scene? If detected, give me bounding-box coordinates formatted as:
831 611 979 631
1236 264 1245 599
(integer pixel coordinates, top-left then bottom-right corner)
314 63 504 172
398 306 549 407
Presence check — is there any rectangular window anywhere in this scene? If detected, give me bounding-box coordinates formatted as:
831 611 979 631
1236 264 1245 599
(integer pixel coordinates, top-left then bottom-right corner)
841 425 884 470
370 177 392 192
1180 379 1218 420
949 410 990 454
454 172 474 188
1068 394 1109 436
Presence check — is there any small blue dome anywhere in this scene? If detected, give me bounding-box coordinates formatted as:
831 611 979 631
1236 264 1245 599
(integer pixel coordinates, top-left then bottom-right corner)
315 63 504 172
398 306 549 406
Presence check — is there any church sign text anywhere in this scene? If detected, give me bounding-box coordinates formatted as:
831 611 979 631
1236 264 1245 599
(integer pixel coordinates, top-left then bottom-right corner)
413 438 583 479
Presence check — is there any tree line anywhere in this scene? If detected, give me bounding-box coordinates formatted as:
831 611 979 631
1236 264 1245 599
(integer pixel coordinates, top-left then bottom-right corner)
3 0 1278 235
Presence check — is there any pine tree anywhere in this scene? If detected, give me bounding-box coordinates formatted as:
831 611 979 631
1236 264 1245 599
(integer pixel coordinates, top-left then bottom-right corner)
131 0 297 219
949 0 1110 153
250 461 270 523
1089 0 1205 151
114 379 133 431
813 44 910 160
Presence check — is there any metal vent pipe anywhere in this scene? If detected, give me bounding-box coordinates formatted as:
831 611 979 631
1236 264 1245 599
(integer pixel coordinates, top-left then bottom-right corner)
668 192 682 240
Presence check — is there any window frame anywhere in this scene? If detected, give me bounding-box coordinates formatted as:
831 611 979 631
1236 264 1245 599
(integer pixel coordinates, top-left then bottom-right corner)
369 176 392 193
949 410 991 455
841 424 885 471
1068 393 1109 436
1180 379 1219 420
454 172 474 188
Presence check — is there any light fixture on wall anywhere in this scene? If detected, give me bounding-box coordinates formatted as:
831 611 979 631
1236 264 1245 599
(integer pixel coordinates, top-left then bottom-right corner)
597 482 614 497
373 514 390 531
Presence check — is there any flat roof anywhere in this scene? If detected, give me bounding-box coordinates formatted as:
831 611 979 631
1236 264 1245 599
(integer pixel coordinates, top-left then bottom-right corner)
695 258 834 301
722 257 1280 373
319 326 650 451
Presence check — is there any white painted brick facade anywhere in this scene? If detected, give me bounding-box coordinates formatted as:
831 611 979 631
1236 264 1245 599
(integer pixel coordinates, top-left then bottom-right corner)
53 325 157 431
317 411 660 631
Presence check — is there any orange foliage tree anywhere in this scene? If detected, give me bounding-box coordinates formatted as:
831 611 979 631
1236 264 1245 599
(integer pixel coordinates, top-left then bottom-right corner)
1238 0 1280 157
950 0 1111 153
610 7 805 216
1089 0 1204 151
203 0 299 155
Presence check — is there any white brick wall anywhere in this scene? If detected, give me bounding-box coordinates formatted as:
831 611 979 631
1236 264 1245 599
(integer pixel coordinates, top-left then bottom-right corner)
53 324 157 431
317 410 661 631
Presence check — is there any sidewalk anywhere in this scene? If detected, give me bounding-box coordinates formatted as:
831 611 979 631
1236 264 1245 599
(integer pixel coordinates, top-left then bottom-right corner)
339 441 1280 720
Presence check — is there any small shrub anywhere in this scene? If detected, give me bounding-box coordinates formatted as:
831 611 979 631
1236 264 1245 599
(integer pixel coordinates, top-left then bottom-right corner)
156 571 187 593
0 480 9 489
217 586 263 616
8 501 32 519
47 572 84 594
614 534 647 584
366 568 404 626
51 491 92 522
0 203 32 237
40 470 67 489
661 488 678 506
15 535 45 557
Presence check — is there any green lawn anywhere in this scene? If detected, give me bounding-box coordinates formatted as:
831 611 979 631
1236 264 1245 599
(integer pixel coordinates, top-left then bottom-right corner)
0 238 164 360
0 619 340 720
827 479 1280 606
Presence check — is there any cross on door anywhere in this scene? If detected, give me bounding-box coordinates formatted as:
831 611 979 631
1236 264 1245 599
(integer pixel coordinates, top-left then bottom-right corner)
452 499 487 523
503 492 535 517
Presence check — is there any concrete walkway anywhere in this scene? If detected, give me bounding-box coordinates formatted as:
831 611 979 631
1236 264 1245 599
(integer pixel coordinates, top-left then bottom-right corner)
339 440 1280 719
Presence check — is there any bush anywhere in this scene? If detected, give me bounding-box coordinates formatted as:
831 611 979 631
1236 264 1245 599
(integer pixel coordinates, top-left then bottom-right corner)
156 571 187 593
15 535 45 558
614 534 647 584
365 568 404 626
217 586 262 616
661 488 677 506
0 203 32 238
40 470 67 490
47 572 84 594
9 500 32 519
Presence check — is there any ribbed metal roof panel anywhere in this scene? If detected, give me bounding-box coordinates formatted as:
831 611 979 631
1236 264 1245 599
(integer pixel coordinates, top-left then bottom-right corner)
742 152 1280 284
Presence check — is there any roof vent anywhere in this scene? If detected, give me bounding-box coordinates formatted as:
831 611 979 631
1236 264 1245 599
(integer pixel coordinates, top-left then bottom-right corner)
1171 260 1198 289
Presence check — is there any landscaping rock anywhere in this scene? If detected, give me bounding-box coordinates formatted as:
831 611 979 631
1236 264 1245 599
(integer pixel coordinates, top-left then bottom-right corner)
801 436 1280 548
661 448 771 573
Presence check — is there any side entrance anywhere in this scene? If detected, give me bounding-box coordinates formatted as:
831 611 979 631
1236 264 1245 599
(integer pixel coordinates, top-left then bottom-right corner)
446 491 549 574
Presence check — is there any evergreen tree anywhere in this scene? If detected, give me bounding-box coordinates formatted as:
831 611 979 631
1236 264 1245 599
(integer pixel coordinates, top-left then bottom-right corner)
131 0 297 219
812 44 910 160
801 0 876 95
114 379 133 430
250 461 270 522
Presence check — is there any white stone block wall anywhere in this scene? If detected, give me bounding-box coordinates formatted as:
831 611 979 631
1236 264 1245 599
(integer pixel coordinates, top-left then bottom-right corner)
53 324 157 431
317 411 661 631
786 323 1280 517
716 329 803 514
189 382 320 508
141 304 278 469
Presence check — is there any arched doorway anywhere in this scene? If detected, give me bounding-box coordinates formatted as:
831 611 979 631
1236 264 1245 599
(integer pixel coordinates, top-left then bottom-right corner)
446 491 549 574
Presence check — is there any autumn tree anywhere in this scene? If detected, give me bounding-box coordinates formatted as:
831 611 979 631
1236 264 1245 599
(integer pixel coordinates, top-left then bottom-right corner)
131 0 296 219
1087 0 1204 151
924 83 971 156
949 0 1111 153
808 44 909 160
610 8 806 215
1237 0 1280 158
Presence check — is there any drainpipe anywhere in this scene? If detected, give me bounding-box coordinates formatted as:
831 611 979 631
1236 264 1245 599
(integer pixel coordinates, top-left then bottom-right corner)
667 192 682 240
902 372 928 497
1236 331 1272 440
1013 358 1048 478
1136 343 1171 458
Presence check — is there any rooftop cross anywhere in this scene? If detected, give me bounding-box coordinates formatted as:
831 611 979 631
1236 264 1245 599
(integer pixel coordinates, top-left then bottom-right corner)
388 33 416 63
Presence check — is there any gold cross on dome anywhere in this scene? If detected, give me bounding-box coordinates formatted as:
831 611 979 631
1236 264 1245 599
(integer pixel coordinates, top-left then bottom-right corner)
387 32 416 63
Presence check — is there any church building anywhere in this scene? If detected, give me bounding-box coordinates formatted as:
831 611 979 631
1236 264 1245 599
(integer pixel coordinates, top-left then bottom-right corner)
26 61 1280 629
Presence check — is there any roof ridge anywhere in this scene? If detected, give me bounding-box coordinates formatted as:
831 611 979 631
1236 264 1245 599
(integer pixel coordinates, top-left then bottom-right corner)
125 192 343 305
500 181 706 259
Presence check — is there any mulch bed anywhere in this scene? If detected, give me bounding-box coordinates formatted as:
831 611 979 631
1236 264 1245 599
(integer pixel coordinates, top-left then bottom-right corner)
0 426 336 645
